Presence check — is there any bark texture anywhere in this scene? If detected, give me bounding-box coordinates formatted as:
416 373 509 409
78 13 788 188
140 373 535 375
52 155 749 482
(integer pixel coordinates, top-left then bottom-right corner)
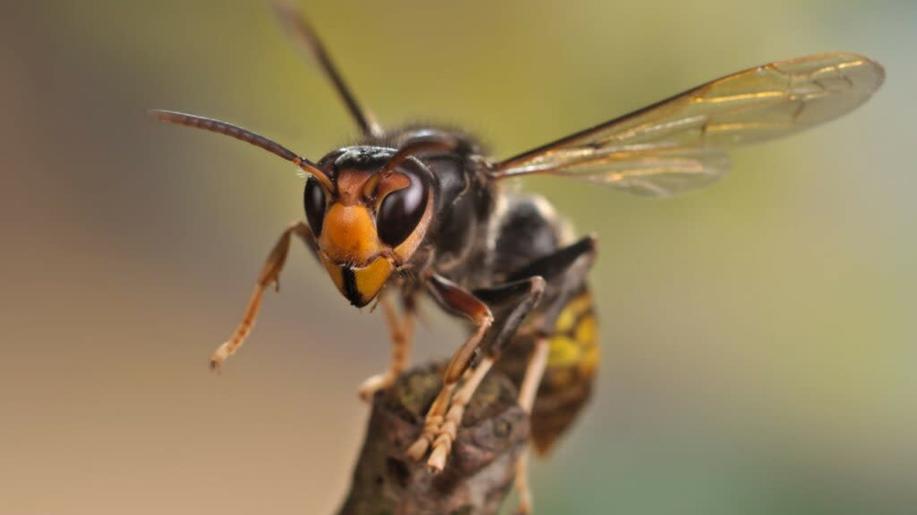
337 364 529 515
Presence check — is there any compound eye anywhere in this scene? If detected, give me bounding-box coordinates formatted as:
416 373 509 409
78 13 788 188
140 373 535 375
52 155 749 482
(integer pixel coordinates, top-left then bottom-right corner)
303 177 326 236
377 176 426 247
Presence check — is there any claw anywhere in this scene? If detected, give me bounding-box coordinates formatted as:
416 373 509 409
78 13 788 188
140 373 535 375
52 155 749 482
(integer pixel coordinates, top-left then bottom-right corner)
209 343 230 373
426 443 449 473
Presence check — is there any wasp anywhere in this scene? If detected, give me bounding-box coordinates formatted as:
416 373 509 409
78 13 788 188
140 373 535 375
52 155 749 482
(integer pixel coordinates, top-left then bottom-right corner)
151 4 883 512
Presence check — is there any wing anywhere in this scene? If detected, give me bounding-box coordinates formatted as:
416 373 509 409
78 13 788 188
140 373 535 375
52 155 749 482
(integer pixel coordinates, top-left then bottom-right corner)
493 52 884 197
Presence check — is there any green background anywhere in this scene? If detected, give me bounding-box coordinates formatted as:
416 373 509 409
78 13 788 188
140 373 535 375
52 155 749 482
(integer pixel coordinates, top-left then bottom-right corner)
1 1 914 513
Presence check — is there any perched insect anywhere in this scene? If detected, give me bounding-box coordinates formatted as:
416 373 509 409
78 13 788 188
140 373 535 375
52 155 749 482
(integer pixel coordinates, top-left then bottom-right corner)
150 4 883 512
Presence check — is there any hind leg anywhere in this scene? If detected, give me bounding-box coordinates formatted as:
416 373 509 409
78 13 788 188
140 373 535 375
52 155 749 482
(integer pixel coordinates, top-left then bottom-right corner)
508 236 598 514
514 334 549 514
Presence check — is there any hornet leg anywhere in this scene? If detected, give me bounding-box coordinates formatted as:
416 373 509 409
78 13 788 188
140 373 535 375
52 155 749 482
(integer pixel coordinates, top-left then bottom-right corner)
358 294 415 401
209 221 316 370
407 274 546 472
514 335 549 514
508 236 598 515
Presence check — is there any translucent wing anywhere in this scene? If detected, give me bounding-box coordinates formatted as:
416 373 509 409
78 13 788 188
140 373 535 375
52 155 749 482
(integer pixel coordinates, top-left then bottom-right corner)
493 52 884 197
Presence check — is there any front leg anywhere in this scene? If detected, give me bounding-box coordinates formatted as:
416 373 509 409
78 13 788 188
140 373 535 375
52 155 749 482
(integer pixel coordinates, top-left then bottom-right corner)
209 221 315 370
357 294 415 401
407 274 545 472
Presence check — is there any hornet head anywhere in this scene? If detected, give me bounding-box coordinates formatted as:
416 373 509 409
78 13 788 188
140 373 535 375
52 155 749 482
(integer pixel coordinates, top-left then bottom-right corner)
148 111 447 308
305 145 436 307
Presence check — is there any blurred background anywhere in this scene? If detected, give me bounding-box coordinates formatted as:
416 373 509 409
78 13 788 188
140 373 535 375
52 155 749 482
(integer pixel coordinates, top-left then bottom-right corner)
1 0 914 513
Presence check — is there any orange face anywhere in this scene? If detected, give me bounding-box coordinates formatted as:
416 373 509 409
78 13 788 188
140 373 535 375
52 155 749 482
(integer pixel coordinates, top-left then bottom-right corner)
304 148 433 307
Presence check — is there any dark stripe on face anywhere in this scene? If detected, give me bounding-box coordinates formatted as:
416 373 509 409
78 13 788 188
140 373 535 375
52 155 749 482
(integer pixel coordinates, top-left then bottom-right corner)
341 267 361 306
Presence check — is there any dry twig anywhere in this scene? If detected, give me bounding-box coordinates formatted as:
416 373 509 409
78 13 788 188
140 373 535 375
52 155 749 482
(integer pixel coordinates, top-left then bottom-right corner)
338 364 529 515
